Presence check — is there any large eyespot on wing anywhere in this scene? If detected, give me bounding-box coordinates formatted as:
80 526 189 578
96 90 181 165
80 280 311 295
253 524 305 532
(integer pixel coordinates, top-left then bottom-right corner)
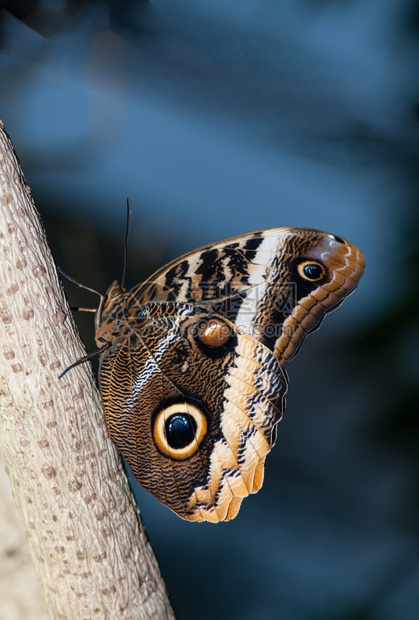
153 402 208 460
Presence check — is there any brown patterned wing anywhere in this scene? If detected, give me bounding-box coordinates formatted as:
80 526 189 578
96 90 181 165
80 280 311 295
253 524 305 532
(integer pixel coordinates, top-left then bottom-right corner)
96 228 365 522
98 303 287 522
131 228 365 365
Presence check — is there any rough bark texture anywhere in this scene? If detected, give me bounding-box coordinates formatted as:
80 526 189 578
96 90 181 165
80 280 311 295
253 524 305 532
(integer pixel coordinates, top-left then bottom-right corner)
0 120 176 620
0 453 49 619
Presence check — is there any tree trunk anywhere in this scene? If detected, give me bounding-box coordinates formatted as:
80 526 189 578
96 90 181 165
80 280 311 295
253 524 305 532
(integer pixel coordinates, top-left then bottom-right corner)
0 120 175 620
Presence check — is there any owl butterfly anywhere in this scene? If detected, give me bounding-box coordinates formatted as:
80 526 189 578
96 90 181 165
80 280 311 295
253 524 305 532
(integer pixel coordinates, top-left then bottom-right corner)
87 228 364 523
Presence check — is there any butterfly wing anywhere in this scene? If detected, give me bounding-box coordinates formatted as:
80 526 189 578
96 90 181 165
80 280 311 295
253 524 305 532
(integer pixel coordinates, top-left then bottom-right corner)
97 228 365 521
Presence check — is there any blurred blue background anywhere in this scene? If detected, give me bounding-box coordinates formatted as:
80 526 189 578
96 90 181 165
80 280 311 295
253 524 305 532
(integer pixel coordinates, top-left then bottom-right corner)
1 1 419 619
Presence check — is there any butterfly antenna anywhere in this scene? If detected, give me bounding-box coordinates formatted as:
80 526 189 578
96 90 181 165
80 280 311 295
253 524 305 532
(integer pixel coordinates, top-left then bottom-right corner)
58 267 102 299
121 198 132 290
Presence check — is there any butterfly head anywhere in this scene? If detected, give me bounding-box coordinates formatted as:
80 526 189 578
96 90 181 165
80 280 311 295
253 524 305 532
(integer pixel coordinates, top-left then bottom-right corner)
95 280 127 344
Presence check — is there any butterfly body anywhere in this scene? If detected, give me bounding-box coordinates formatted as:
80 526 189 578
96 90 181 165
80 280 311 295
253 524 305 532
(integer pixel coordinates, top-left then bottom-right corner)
95 227 365 522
